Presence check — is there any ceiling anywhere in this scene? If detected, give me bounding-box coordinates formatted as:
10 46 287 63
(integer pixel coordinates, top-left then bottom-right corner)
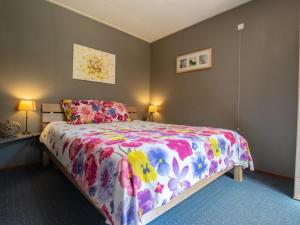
47 0 252 43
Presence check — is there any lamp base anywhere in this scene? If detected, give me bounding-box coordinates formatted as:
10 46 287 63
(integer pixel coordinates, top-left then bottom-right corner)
22 130 31 135
148 113 154 122
23 110 31 135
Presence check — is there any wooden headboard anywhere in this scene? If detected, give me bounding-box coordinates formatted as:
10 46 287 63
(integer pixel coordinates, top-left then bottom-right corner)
41 103 138 130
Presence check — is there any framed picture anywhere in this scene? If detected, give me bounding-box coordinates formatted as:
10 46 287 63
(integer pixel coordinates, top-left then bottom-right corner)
176 48 212 73
73 44 116 84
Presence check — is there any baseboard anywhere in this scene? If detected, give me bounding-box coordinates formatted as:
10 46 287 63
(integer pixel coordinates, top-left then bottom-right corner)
294 177 300 200
293 195 300 201
254 169 293 180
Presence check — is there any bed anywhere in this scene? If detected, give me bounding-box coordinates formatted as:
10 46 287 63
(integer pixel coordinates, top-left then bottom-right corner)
40 103 254 225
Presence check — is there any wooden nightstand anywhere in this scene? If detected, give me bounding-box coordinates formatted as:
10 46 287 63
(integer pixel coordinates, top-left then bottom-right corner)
0 132 41 170
0 132 40 145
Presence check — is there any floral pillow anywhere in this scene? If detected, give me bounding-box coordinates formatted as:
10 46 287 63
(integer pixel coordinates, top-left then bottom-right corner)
60 99 105 124
102 101 129 122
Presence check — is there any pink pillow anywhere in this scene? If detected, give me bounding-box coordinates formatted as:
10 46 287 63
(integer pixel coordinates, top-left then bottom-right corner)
102 101 129 122
60 99 105 124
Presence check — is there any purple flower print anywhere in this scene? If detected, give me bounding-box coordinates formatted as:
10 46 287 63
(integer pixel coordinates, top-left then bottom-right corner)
224 145 233 167
209 160 218 175
192 142 198 150
240 152 249 161
192 153 208 179
107 107 117 118
204 142 214 161
98 159 117 204
91 101 101 112
118 200 135 225
72 150 84 176
168 157 191 199
218 138 227 154
147 148 170 176
137 189 154 218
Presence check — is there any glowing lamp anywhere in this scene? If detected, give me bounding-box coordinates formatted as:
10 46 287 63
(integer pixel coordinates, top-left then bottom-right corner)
148 105 157 122
148 105 157 113
18 100 36 134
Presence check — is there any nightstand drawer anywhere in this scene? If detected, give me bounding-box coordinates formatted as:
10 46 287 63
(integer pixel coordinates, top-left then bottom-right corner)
0 133 41 170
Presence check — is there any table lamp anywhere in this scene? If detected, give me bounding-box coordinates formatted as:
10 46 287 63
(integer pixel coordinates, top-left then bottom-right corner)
148 105 157 122
18 100 36 134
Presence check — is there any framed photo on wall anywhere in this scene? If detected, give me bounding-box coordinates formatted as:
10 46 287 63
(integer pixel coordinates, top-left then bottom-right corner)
176 48 212 73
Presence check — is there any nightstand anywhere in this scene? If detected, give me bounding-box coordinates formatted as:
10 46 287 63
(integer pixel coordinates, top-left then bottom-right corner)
0 132 41 170
0 133 40 145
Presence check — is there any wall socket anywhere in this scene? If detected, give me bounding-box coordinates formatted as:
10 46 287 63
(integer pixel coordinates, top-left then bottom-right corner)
237 23 245 30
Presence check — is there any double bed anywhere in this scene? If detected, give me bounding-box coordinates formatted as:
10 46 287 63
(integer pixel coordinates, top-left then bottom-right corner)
40 103 254 225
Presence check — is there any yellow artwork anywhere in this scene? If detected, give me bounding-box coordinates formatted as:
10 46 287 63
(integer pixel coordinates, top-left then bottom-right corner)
73 44 115 84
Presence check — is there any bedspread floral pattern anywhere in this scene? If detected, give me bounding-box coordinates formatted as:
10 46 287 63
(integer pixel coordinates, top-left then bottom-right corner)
61 100 128 124
102 101 129 123
61 99 105 124
40 121 253 225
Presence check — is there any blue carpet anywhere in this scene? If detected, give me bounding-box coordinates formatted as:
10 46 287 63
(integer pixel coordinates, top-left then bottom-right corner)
0 168 299 225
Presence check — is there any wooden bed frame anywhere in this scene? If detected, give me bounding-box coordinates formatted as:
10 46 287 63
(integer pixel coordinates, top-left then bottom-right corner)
41 103 243 224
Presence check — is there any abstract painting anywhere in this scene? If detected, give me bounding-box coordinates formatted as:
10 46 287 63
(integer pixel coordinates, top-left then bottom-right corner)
73 44 116 84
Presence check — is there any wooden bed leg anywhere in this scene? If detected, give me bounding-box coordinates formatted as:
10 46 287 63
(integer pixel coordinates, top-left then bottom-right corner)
234 166 243 182
43 150 50 167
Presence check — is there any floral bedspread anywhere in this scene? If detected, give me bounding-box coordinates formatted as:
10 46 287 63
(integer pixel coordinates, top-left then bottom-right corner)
40 120 254 225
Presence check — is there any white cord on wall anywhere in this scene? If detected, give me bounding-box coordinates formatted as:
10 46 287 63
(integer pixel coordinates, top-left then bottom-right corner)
237 23 244 132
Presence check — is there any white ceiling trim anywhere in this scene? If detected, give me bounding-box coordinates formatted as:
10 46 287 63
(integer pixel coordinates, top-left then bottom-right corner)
46 0 148 41
46 0 252 43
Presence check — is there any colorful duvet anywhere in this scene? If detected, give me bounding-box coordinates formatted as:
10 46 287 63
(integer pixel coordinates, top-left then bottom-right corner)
40 120 253 225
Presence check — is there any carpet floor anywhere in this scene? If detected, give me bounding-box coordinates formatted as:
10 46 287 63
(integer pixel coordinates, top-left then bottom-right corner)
0 168 299 225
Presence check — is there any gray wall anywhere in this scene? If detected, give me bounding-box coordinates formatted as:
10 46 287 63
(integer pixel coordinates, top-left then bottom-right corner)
0 0 150 133
0 0 150 169
150 0 300 177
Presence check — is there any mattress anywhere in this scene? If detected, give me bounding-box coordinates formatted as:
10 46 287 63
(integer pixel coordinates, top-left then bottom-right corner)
40 120 254 225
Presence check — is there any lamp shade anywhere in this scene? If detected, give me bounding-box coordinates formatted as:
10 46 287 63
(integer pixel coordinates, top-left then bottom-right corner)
18 100 36 111
148 105 157 113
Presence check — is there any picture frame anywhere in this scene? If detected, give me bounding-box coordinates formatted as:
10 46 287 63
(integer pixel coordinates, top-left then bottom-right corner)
176 48 212 73
73 43 116 84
